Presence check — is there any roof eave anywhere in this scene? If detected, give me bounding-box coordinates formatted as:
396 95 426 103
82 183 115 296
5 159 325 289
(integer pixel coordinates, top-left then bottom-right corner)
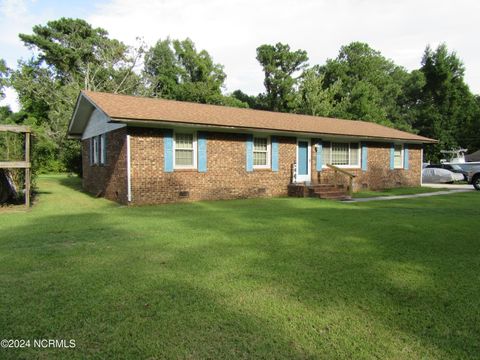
110 117 437 144
67 91 113 138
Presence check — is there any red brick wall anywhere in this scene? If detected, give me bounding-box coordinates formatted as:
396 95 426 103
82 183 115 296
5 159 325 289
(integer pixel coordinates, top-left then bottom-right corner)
81 128 128 204
128 128 296 205
314 142 422 191
81 127 423 205
128 128 422 205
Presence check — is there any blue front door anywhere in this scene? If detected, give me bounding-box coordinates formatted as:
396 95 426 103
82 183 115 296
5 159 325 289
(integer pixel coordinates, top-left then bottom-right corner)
297 139 310 182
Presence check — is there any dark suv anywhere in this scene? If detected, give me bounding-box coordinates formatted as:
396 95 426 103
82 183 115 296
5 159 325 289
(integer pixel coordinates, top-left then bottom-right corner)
467 167 480 190
426 164 468 181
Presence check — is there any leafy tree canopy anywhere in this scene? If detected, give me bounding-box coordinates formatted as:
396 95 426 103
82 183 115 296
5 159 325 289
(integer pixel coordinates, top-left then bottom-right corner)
318 42 416 129
231 90 265 110
12 18 145 174
256 43 308 112
143 38 245 107
414 44 480 160
295 67 344 117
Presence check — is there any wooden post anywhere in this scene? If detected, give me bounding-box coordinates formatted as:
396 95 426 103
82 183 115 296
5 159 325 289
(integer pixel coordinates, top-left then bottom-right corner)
0 125 31 208
25 130 31 207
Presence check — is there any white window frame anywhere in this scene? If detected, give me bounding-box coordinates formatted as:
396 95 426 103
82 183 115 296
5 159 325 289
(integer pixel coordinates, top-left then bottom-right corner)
92 136 99 165
99 134 106 165
253 135 271 169
322 141 361 169
394 143 404 169
90 134 107 166
173 131 197 169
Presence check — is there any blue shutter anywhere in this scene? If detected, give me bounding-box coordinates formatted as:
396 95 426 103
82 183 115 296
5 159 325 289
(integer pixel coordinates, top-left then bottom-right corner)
404 144 409 170
271 136 279 172
164 129 174 172
316 140 323 172
361 142 368 171
246 134 253 172
390 143 395 170
198 132 207 172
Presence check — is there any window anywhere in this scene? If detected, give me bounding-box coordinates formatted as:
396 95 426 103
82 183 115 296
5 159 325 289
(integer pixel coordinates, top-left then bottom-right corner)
90 136 99 165
253 136 270 168
331 143 349 165
99 134 107 165
394 144 403 168
349 143 359 166
322 142 331 166
323 141 360 167
90 134 107 166
174 132 196 168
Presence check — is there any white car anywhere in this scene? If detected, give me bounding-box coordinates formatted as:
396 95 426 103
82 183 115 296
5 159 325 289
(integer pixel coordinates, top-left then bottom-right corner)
422 168 464 184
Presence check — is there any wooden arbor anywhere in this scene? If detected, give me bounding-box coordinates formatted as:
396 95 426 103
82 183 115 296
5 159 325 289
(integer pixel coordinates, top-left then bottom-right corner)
0 125 31 207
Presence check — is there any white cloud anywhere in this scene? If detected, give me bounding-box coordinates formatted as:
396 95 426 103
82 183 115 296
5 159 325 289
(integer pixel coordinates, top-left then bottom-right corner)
88 0 480 95
0 87 20 112
0 0 39 63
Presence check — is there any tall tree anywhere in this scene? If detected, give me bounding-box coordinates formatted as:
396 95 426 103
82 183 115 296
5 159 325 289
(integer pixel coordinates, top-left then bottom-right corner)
19 18 143 93
295 67 343 117
414 44 480 160
172 38 225 103
231 90 264 110
319 42 415 129
143 39 179 99
11 18 144 173
143 38 245 107
256 43 308 112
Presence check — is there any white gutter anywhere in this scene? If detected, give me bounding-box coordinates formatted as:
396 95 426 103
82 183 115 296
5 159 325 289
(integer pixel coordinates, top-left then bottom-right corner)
126 134 132 203
420 147 424 186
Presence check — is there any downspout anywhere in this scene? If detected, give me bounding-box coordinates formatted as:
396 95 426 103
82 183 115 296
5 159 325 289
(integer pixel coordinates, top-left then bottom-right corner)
420 147 424 186
126 134 132 203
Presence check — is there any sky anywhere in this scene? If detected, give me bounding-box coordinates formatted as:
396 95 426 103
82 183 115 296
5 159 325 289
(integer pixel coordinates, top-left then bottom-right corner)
1 0 479 111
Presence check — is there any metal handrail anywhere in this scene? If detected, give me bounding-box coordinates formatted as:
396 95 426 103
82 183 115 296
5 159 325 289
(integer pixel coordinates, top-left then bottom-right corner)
326 164 356 197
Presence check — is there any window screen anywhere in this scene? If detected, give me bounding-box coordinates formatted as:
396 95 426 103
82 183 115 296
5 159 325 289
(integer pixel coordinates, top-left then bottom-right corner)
394 144 403 168
331 143 349 165
253 137 269 167
175 133 194 167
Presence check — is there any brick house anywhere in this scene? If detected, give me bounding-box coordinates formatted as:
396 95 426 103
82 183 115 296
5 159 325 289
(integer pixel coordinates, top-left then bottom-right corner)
68 91 436 205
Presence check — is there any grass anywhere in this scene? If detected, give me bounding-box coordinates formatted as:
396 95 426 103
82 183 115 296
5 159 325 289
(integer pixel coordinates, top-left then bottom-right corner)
353 186 449 198
1 175 480 359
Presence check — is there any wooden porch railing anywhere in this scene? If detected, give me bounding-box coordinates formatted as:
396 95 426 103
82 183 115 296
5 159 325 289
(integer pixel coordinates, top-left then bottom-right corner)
326 164 356 197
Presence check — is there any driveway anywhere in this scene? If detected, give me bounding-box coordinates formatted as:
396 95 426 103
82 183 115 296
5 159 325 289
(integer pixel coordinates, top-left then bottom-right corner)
422 183 474 190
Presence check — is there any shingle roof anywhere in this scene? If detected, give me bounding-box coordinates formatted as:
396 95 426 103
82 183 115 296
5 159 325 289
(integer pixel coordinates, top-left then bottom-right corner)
80 90 436 143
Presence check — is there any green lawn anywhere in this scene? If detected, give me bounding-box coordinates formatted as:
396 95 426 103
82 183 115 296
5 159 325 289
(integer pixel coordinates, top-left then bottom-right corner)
353 186 448 198
1 175 480 359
